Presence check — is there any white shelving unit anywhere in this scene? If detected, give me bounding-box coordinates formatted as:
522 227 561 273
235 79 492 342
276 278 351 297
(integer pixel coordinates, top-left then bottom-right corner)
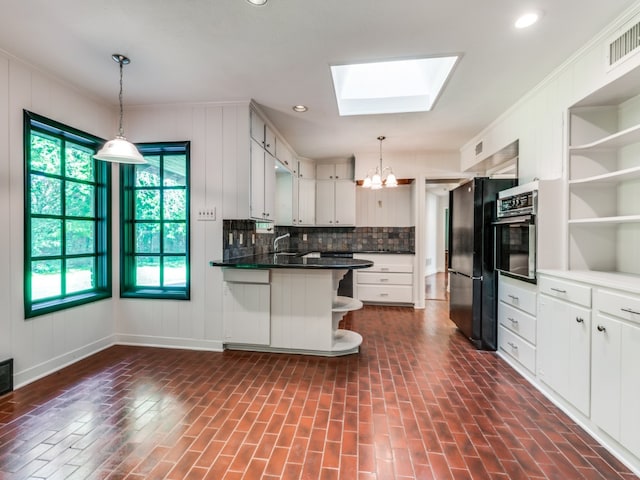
567 87 640 275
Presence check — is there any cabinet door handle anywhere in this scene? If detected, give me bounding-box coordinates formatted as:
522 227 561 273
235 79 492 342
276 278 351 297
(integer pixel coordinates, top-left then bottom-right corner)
508 342 518 350
380 293 389 297
551 288 567 294
621 307 640 315
508 317 518 325
576 317 584 323
379 278 389 282
380 267 390 272
508 294 519 301
266 143 271 148
597 325 606 332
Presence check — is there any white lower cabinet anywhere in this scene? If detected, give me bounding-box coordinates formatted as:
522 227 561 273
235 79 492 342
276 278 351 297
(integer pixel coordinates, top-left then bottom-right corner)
592 288 640 459
222 269 270 345
353 254 414 304
532 270 640 473
537 290 591 416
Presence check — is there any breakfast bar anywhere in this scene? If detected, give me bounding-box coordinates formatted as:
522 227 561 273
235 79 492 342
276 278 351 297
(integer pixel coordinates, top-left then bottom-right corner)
210 254 373 356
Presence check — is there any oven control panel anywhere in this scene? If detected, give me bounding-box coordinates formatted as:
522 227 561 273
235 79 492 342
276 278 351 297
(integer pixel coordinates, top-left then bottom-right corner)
497 190 537 218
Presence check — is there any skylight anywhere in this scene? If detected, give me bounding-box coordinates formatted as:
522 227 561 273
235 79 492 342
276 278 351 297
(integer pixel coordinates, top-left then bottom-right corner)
330 56 459 116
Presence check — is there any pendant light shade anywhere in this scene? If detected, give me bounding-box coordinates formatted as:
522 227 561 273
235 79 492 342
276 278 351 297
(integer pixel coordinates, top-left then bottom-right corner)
94 54 146 164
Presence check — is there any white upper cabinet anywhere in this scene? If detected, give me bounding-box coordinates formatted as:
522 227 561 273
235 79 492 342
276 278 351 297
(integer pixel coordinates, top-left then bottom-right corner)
316 180 355 226
298 158 315 179
316 162 353 180
250 139 275 221
250 107 276 155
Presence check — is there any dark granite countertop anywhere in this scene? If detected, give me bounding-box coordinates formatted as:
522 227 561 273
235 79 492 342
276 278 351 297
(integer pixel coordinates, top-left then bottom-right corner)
210 253 373 270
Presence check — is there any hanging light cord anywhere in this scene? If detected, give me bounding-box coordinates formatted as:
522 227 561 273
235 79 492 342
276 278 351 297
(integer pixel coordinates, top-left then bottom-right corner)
118 57 125 137
378 136 385 174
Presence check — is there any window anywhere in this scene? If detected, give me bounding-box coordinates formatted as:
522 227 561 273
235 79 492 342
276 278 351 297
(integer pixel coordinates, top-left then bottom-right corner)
120 142 190 299
24 111 112 318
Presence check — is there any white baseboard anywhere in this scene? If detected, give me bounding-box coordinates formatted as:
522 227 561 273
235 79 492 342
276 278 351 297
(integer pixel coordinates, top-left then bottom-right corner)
114 334 224 352
14 335 116 389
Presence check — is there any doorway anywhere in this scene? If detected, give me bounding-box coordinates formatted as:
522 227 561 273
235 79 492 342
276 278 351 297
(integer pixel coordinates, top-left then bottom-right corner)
424 180 460 301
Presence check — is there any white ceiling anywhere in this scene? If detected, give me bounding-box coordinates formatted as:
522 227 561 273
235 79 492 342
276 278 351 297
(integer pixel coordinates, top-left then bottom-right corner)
0 0 636 161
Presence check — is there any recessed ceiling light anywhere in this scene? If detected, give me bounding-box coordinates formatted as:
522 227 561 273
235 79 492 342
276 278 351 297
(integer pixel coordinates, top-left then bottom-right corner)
292 105 308 112
246 0 267 5
330 55 459 116
515 11 541 29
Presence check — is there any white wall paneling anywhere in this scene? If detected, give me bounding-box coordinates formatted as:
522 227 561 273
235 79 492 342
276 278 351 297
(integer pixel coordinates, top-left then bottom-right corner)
356 184 413 227
4 53 115 387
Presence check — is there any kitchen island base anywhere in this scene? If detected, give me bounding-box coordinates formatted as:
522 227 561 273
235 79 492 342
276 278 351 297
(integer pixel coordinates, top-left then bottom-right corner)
223 268 365 356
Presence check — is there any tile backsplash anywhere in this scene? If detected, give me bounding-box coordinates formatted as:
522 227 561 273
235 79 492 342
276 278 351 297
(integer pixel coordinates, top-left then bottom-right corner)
223 220 414 259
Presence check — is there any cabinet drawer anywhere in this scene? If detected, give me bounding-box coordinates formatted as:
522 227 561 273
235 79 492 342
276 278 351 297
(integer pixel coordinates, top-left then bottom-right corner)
595 289 640 324
364 264 413 274
223 268 270 284
357 285 413 303
499 279 537 316
499 325 536 374
539 276 591 308
498 301 536 345
353 254 414 272
356 272 413 285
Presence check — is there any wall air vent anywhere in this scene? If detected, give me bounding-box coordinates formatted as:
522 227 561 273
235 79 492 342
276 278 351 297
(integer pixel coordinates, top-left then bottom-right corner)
607 20 640 69
475 141 483 156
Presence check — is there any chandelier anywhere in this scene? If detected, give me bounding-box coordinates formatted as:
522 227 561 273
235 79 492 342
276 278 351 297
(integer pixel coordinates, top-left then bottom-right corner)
362 136 397 189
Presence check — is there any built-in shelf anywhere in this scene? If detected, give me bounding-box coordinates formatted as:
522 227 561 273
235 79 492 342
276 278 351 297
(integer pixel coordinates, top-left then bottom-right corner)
568 215 640 226
332 296 363 313
569 123 640 152
569 165 640 186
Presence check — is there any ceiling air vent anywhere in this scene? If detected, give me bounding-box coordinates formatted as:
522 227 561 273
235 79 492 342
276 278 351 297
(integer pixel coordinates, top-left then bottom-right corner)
607 20 640 69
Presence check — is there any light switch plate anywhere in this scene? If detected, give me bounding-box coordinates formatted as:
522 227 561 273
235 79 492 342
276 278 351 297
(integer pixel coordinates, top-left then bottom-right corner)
197 206 216 221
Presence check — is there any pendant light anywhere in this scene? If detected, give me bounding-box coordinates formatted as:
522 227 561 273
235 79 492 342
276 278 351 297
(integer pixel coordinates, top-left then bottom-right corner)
94 54 146 164
363 136 397 189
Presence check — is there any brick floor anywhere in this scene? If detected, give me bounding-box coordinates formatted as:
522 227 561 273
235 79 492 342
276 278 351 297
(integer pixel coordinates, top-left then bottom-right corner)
0 301 637 479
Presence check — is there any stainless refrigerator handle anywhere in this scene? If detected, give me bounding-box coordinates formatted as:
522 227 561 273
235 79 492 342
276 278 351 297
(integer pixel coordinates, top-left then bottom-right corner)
472 276 483 281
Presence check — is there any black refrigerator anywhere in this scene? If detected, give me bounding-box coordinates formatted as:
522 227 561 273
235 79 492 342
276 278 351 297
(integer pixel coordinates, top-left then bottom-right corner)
448 177 516 350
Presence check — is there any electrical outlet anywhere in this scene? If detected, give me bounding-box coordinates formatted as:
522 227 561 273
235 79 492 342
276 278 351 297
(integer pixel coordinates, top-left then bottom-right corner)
197 206 216 221
239 233 244 245
228 233 233 244
252 234 256 245
303 233 308 241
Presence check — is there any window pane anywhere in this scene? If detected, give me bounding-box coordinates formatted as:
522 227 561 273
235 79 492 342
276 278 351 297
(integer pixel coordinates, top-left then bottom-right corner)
66 257 95 293
163 222 186 253
66 182 95 217
136 223 160 253
136 256 160 286
135 190 160 220
30 132 61 175
136 156 160 186
164 155 186 186
164 256 187 287
32 218 62 256
163 189 186 220
66 220 95 255
32 259 62 300
66 143 94 181
31 175 61 215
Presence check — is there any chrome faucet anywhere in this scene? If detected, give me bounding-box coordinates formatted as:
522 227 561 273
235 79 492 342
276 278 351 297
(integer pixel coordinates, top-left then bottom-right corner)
273 233 290 252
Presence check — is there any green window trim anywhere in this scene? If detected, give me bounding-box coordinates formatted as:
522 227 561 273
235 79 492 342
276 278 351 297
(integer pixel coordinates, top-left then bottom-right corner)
24 110 112 318
120 142 191 300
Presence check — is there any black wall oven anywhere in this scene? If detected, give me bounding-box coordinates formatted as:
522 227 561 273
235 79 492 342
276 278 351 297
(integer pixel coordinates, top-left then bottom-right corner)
493 187 537 282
